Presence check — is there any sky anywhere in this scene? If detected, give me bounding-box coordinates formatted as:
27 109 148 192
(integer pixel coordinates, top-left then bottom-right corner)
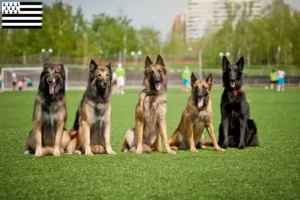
52 0 300 40
20 0 300 40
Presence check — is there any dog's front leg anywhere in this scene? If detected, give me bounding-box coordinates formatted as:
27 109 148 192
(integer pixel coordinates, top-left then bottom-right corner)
158 119 176 154
135 119 143 154
34 121 43 156
135 105 144 154
206 123 224 151
187 123 197 152
80 120 92 155
53 122 64 156
222 117 229 149
103 120 116 154
238 118 246 149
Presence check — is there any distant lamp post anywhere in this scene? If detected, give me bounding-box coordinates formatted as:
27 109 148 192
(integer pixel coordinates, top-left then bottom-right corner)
131 51 142 66
277 46 281 66
99 50 104 62
219 52 230 57
41 48 53 63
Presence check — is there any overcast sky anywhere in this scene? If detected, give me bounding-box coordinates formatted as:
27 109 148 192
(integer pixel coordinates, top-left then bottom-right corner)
41 0 300 40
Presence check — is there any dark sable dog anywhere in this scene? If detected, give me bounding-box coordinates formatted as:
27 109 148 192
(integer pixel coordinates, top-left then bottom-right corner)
218 56 259 149
25 61 71 156
66 60 116 155
122 55 176 154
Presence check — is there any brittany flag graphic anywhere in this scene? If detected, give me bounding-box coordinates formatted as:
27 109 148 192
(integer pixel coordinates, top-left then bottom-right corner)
2 2 42 29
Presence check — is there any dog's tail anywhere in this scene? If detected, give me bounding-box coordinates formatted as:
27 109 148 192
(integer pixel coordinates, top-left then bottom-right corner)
129 144 152 154
247 119 259 146
90 145 105 154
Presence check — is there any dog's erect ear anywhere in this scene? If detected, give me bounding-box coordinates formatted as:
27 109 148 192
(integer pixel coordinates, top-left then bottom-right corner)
222 56 230 72
236 57 244 72
43 59 50 69
106 62 112 81
145 56 153 68
156 55 165 67
106 62 112 71
59 63 66 81
89 60 97 71
44 59 49 66
191 72 197 86
206 73 213 90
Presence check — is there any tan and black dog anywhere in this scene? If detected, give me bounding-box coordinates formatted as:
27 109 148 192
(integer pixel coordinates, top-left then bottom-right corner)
122 55 176 154
24 60 71 156
169 73 224 152
66 60 116 155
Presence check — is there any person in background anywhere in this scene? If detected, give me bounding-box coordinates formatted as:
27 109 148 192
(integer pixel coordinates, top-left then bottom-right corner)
277 68 285 92
182 66 190 92
24 77 33 87
0 71 3 93
17 78 24 91
12 72 17 91
269 69 277 89
111 71 117 94
115 63 126 95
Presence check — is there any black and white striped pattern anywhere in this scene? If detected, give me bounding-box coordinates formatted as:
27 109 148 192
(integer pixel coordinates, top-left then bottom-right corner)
2 2 42 29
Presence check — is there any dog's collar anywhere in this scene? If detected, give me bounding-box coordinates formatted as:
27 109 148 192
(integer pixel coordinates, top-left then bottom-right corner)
92 96 104 103
228 89 243 98
85 96 106 109
146 90 159 95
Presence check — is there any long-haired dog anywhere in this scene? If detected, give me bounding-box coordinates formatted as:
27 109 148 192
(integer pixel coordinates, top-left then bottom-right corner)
122 55 176 154
24 60 71 156
169 73 224 152
218 56 259 149
66 60 116 155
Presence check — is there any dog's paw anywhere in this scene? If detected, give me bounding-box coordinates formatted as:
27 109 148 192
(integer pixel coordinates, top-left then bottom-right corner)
74 150 82 155
107 150 117 155
53 148 61 156
167 149 177 154
201 145 206 149
238 145 245 149
170 146 178 150
136 148 143 154
24 150 30 155
221 143 228 149
215 146 225 152
85 150 93 156
35 148 43 156
190 148 198 153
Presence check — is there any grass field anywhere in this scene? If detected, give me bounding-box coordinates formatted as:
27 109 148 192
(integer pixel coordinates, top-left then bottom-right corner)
0 88 299 199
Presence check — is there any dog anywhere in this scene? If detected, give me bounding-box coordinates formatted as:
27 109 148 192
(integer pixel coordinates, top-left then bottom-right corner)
122 55 176 154
66 60 116 155
169 73 224 152
218 56 259 149
24 60 71 156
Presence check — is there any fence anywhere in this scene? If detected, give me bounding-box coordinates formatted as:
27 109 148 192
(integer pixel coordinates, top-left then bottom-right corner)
2 66 300 91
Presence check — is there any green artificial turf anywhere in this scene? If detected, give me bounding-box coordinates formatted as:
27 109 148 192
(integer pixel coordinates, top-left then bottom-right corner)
0 88 299 199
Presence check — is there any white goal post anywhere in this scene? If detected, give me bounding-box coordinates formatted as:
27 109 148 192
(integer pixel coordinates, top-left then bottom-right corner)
1 67 69 91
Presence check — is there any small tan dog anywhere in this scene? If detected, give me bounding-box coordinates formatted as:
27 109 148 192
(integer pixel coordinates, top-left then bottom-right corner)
169 73 224 152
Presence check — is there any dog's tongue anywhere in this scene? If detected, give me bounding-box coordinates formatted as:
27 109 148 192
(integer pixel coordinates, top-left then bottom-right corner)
198 97 203 108
155 82 161 91
49 83 55 95
230 81 236 88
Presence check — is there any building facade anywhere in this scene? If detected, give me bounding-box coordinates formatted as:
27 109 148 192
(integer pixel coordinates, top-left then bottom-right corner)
186 0 261 41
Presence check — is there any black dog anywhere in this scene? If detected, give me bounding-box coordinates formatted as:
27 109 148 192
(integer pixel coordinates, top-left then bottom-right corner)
218 56 259 149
